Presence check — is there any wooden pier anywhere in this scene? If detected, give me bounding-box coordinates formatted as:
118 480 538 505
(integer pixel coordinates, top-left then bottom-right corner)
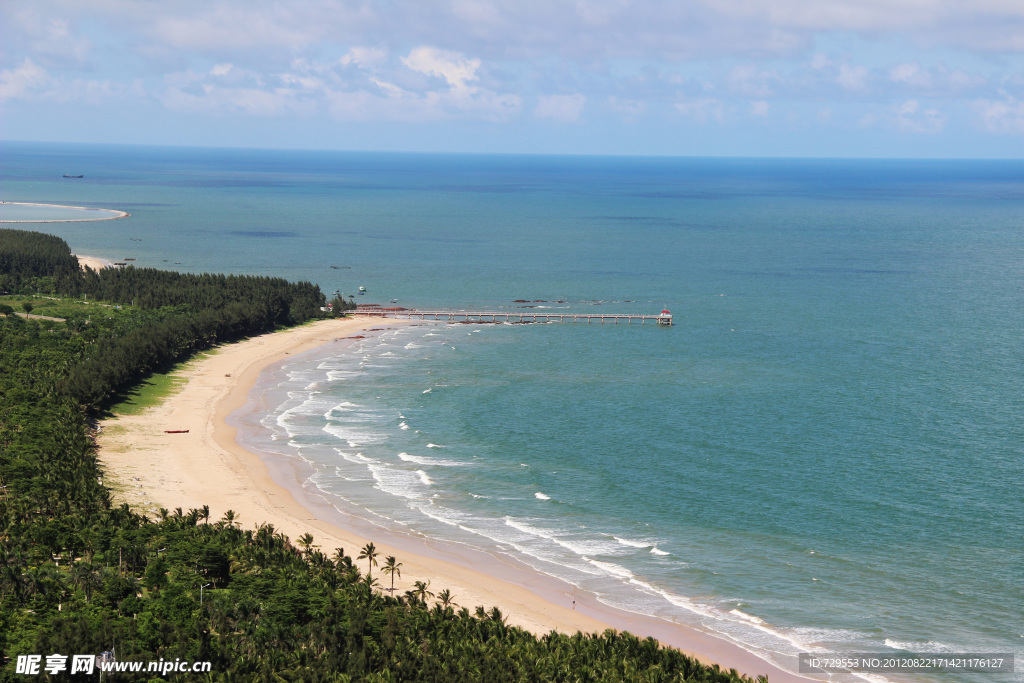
353 309 673 325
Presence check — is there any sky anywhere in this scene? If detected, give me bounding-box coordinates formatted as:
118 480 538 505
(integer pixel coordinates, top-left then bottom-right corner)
2 0 1024 158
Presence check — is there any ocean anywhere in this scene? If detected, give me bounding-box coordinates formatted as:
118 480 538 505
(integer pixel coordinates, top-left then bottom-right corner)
3 141 1022 681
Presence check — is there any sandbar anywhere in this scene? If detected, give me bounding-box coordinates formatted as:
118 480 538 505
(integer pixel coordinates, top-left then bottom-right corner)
95 317 807 682
0 201 129 223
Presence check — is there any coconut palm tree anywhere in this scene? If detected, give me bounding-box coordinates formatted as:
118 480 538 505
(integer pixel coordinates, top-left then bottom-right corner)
297 533 317 557
219 509 239 528
411 580 434 604
381 556 402 593
437 588 457 608
357 542 379 578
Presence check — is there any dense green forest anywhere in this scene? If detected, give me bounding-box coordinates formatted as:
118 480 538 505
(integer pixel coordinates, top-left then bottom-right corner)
0 229 759 682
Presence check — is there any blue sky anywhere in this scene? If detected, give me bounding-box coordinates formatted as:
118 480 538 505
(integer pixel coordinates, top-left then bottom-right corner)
2 0 1023 157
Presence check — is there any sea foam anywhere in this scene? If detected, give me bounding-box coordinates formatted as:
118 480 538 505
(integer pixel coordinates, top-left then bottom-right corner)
398 452 467 467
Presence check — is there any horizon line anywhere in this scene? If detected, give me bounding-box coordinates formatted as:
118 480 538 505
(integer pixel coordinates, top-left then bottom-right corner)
3 138 1023 163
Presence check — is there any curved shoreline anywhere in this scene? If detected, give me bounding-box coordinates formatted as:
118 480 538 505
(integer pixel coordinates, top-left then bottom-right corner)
95 318 807 682
0 201 130 223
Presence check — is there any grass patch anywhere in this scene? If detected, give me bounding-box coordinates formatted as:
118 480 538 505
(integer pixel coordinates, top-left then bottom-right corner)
106 350 214 416
107 369 188 416
1 294 133 320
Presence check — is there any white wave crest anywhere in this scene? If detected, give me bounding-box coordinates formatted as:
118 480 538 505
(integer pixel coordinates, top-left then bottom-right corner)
368 463 430 500
322 423 387 447
534 492 551 500
729 609 764 625
884 639 954 653
588 559 634 579
398 452 467 467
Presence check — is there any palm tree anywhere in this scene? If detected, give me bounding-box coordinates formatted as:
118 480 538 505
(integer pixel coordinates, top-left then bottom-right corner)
357 542 378 578
437 588 457 608
220 509 239 528
411 580 434 604
381 556 402 593
297 533 317 556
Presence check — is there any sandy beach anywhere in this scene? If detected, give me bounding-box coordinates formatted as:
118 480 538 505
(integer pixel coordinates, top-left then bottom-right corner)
96 317 807 682
76 254 112 270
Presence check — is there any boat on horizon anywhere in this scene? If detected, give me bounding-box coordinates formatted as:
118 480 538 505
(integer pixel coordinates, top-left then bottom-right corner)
62 174 84 178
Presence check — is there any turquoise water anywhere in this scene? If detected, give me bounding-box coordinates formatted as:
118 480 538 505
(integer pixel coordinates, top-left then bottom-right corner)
2 142 1022 681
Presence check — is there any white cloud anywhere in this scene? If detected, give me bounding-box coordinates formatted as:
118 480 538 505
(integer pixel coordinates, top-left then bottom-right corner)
534 94 586 121
574 0 633 26
4 9 93 66
6 0 1024 149
608 96 647 120
750 100 770 116
972 96 1024 133
727 64 779 97
696 0 1024 33
0 58 142 105
149 45 523 123
0 59 52 99
401 47 481 91
894 98 945 133
160 81 316 117
147 5 325 51
339 47 388 68
837 64 869 91
890 62 928 85
675 97 727 123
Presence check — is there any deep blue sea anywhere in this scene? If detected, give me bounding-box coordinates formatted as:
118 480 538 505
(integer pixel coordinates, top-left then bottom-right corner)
3 142 1022 681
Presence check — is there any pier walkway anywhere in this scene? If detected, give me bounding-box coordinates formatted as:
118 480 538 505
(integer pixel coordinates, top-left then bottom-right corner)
352 309 672 325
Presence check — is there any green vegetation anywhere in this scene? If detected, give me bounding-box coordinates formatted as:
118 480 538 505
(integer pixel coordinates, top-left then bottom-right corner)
0 228 760 682
105 366 191 416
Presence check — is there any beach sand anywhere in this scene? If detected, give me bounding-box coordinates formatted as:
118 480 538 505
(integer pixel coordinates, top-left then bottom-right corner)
96 317 807 682
76 254 112 270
